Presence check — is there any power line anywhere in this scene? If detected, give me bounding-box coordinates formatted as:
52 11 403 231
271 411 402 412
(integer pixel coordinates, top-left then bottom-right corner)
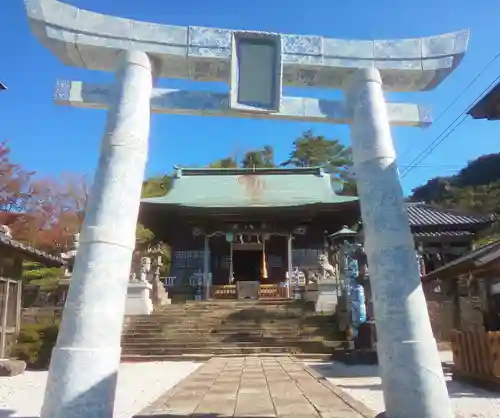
398 164 462 168
399 49 500 161
400 74 500 179
400 114 469 178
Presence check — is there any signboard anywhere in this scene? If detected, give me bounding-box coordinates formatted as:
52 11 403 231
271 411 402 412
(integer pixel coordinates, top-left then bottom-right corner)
231 32 282 112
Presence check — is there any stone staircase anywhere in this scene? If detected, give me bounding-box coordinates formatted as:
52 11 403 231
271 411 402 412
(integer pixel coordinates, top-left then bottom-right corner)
121 299 344 361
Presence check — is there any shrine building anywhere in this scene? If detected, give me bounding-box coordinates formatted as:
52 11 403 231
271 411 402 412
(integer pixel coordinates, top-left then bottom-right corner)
139 167 493 299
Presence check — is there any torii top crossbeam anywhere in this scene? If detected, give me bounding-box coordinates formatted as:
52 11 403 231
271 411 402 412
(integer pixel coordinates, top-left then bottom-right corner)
26 0 468 92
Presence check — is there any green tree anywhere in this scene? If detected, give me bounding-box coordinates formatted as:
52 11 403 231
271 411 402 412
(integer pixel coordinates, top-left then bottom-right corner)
209 157 238 168
281 130 354 193
282 130 351 170
408 153 500 246
138 176 172 271
241 145 275 168
141 176 172 198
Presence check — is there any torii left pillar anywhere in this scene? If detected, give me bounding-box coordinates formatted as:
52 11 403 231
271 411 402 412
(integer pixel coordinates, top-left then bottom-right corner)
41 50 153 418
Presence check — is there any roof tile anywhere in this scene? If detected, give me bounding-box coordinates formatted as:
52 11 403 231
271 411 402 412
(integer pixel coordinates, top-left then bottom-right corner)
142 167 357 208
0 234 64 267
406 203 492 227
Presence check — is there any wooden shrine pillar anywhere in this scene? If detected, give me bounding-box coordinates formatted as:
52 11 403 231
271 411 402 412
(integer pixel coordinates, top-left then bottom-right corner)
287 234 293 299
229 240 234 284
451 279 461 330
0 256 22 359
203 234 210 300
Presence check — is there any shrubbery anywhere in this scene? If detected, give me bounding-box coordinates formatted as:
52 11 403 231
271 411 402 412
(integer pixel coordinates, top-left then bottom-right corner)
11 321 59 369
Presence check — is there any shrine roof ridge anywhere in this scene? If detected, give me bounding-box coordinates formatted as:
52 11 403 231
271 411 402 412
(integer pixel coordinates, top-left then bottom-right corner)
142 168 357 208
26 0 469 92
174 166 326 178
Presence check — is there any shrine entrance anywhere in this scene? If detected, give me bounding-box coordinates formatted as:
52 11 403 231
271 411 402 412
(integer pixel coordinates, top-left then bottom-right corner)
232 249 261 282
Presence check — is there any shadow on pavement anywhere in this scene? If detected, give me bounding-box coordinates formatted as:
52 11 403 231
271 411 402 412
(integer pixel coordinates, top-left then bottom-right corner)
309 360 500 400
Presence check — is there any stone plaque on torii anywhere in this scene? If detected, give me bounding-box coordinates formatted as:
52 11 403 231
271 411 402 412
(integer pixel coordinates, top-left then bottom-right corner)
25 1 468 417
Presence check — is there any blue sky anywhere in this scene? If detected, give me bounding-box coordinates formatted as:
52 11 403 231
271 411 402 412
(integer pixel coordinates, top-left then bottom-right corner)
3 0 500 195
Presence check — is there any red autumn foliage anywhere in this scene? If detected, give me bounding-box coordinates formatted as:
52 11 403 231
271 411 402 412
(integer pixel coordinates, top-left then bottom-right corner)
0 140 88 254
0 141 34 213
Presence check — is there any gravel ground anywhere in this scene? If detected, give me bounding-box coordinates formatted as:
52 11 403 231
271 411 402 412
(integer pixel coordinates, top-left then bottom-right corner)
0 361 201 418
307 351 500 418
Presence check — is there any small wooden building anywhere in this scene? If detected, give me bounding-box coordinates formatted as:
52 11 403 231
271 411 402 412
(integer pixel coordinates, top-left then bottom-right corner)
407 202 493 274
0 227 64 357
423 239 500 387
140 167 493 299
424 239 500 333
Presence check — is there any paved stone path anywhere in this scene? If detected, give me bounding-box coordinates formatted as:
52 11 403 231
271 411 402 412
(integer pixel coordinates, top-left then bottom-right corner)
135 356 375 417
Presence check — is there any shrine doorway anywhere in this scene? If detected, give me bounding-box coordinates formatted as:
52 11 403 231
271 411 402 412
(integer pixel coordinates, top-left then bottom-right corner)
232 249 261 282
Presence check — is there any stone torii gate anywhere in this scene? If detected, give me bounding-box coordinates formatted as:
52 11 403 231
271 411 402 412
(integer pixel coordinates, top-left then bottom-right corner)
25 1 469 417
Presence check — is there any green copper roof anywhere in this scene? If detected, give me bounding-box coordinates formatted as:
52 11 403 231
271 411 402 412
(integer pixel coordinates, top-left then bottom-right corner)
141 167 358 208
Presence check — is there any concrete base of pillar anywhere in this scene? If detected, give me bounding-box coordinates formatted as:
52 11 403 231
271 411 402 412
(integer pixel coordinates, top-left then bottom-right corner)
315 280 339 313
125 282 153 315
152 278 171 309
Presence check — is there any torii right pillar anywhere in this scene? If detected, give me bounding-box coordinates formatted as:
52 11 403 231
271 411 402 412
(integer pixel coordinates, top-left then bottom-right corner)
345 68 452 418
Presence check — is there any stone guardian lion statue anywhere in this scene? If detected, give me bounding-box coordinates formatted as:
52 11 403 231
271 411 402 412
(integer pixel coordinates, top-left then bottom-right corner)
317 253 336 280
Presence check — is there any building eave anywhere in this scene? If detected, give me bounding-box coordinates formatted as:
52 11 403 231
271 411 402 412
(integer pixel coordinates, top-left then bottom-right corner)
468 81 500 120
423 238 500 282
0 234 65 267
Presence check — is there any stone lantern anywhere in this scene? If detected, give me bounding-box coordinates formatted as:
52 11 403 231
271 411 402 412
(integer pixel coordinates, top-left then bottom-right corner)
147 244 171 308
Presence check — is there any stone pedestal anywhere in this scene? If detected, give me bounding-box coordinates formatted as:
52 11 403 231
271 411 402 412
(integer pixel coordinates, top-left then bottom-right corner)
151 274 171 308
125 282 153 315
304 283 319 304
237 281 259 299
315 279 339 314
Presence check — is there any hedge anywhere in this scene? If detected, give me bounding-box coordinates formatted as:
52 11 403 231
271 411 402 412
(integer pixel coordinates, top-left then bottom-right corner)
11 321 59 370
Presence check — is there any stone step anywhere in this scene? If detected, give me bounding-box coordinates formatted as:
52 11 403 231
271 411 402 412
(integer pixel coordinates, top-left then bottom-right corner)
120 352 334 363
121 354 212 362
121 334 314 343
157 304 298 313
123 329 300 337
122 332 301 341
183 299 293 305
159 304 301 310
125 322 299 332
121 346 301 355
135 316 304 323
122 339 341 350
121 337 332 347
123 330 300 339
130 314 304 323
124 323 298 329
121 299 338 358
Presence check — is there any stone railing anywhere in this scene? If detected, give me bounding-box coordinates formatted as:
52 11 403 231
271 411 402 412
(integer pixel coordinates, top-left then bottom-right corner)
161 276 208 288
162 277 177 287
209 283 289 299
211 285 237 299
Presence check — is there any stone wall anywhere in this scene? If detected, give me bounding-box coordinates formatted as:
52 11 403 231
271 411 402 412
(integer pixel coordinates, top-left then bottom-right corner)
424 281 484 342
22 307 62 325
